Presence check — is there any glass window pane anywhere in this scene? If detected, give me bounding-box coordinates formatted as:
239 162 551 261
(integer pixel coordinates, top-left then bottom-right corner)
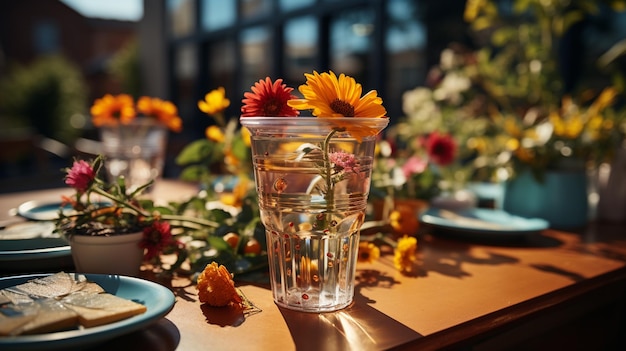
240 26 273 91
330 9 375 88
386 0 427 117
279 0 315 12
284 16 318 85
201 0 236 31
173 43 198 125
241 0 271 19
167 0 196 38
208 39 236 102
33 20 59 54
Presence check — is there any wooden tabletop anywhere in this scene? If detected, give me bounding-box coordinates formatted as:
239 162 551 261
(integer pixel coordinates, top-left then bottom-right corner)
1 181 625 350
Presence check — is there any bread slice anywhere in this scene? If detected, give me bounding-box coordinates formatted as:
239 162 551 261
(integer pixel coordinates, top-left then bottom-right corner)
61 292 147 328
13 299 78 335
6 272 104 300
0 305 37 336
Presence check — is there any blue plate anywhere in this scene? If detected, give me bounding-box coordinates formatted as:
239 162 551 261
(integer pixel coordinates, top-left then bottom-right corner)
419 207 549 235
17 201 111 221
0 273 175 350
0 222 72 272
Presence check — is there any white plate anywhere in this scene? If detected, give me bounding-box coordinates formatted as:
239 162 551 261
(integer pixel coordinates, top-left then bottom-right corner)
0 273 175 350
419 207 549 236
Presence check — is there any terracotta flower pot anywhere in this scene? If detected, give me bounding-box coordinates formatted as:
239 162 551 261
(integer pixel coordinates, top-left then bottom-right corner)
68 231 144 276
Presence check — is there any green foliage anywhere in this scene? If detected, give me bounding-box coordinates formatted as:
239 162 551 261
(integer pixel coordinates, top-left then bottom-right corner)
0 55 88 143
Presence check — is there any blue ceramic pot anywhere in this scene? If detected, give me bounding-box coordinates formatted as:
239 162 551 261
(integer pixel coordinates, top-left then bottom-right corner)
502 169 588 229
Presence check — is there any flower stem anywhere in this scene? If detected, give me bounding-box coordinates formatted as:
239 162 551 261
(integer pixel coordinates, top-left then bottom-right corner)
91 187 219 228
160 214 220 228
322 129 338 213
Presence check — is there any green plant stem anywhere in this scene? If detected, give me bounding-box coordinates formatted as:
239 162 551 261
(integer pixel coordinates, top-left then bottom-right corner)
91 186 219 228
322 129 338 213
160 214 220 228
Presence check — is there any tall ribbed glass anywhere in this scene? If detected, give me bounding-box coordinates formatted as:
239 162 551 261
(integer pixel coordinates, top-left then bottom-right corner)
240 117 388 312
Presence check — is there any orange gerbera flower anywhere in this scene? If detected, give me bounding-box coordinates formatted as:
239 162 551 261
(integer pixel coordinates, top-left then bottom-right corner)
137 96 183 132
241 77 299 117
90 94 136 127
287 71 387 140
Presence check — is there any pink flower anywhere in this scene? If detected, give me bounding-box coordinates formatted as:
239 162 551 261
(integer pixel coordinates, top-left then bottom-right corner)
65 160 96 193
402 156 428 178
425 132 457 166
140 221 177 261
330 150 360 173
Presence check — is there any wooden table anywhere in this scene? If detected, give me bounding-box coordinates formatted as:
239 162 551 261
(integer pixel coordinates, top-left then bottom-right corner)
1 181 625 350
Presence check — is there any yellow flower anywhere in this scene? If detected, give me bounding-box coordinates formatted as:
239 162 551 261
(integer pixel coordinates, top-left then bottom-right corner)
357 242 380 264
550 112 583 139
393 235 417 273
206 125 225 142
220 177 250 207
137 96 183 132
198 87 230 115
589 87 617 113
288 71 386 118
241 127 251 147
287 70 387 140
463 0 487 22
90 94 136 127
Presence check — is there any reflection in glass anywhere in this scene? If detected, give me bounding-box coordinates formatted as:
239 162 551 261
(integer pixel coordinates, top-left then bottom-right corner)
241 0 271 19
330 9 375 89
201 0 236 31
284 16 318 86
167 0 195 38
241 26 273 91
279 0 315 12
386 0 426 117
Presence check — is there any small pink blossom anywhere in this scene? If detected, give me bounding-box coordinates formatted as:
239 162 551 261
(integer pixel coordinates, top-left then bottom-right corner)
65 160 96 193
330 151 360 173
402 156 428 178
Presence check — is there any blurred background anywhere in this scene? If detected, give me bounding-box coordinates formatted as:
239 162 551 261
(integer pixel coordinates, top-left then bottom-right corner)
0 0 624 193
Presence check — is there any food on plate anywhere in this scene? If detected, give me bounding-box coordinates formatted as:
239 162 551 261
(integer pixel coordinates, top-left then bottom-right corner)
197 262 242 307
0 272 146 336
61 292 146 328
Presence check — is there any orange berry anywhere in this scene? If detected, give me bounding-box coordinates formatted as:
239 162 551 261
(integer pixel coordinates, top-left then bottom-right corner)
244 238 262 255
223 232 239 249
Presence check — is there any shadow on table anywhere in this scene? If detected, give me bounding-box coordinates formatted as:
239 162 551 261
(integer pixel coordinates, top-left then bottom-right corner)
422 225 564 248
279 269 423 351
92 318 181 351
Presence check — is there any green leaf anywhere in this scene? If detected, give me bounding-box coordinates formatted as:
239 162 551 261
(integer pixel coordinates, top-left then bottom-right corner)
175 139 213 165
179 165 210 182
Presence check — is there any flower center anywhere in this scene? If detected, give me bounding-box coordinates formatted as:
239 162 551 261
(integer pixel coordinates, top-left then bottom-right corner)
330 99 355 117
263 98 282 116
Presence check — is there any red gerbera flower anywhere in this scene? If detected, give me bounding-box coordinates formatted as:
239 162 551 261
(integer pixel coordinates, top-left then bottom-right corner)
241 77 300 117
140 221 177 261
65 160 96 193
425 132 457 166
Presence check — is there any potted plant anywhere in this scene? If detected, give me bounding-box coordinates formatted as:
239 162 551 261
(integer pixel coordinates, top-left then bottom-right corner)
55 155 217 276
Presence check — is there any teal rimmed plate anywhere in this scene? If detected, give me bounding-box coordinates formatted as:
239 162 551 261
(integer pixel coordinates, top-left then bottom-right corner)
0 273 175 350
